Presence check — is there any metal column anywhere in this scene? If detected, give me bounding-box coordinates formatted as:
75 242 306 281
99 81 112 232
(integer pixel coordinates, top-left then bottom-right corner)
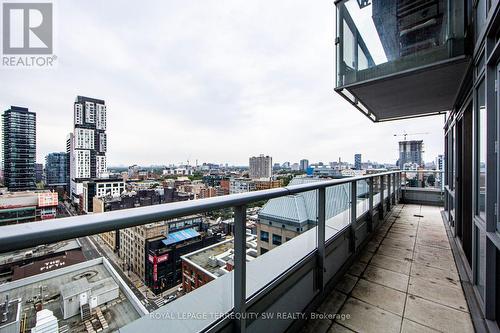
234 205 247 333
379 175 385 219
317 188 326 290
368 177 374 232
350 181 357 252
387 174 391 211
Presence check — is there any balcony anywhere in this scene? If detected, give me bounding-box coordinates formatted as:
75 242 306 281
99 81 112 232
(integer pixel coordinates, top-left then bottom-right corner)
0 171 473 333
335 0 469 121
302 204 473 333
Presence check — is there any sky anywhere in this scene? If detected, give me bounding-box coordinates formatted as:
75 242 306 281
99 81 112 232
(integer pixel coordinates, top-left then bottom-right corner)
0 0 444 167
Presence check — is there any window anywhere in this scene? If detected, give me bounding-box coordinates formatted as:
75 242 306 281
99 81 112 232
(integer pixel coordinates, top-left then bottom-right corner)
260 248 268 255
476 79 486 218
475 0 487 41
476 227 486 299
272 234 282 246
260 231 269 243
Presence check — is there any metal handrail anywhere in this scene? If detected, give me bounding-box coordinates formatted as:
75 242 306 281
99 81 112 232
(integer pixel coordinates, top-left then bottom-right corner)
0 170 400 253
400 170 444 173
0 170 402 333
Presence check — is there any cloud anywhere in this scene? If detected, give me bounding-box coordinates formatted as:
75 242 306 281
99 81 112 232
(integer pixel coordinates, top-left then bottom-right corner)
0 0 444 166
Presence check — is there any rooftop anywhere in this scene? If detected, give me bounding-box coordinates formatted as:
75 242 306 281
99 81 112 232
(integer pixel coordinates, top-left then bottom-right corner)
0 239 81 267
0 258 144 332
182 234 257 278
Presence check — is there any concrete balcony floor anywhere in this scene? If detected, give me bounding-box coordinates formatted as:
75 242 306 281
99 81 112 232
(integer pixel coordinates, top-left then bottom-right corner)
305 204 474 333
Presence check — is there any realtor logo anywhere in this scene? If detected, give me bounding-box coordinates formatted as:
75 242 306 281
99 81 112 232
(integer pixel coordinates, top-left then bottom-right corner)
2 2 53 54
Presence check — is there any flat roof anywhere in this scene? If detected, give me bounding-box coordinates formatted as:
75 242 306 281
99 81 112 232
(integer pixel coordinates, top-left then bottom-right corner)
0 239 81 267
0 259 141 332
182 235 257 278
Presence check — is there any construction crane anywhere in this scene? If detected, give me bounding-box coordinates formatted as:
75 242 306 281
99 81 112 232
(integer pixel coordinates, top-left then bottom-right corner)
393 132 429 141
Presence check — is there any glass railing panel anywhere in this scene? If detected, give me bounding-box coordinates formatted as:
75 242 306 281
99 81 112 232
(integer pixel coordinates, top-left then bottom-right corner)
401 170 444 190
336 0 465 87
325 183 352 237
0 173 400 333
383 175 389 200
356 179 369 218
373 176 381 206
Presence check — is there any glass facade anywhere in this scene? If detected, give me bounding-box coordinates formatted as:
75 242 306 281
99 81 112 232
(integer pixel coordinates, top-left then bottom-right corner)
476 227 486 300
476 79 486 218
336 0 465 87
440 1 500 327
2 106 36 191
45 152 68 186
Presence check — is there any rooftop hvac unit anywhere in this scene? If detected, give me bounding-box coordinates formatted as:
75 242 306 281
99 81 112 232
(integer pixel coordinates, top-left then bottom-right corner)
208 256 218 268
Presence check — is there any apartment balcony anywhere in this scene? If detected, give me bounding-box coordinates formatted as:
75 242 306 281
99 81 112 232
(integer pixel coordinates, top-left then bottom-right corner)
302 204 473 333
335 0 469 121
0 171 474 333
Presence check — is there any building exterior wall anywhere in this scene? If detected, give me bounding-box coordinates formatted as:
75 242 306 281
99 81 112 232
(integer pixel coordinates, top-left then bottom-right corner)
70 96 107 203
2 106 36 191
229 179 256 194
254 180 282 191
256 220 301 255
181 261 213 293
249 155 272 179
45 152 68 187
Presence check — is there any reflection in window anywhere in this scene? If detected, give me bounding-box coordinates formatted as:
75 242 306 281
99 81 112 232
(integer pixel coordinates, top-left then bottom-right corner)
476 79 486 218
476 228 486 299
272 234 282 246
343 21 355 69
475 0 487 40
260 231 269 243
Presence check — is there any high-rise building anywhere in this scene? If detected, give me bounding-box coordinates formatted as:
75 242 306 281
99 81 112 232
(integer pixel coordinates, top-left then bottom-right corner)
398 140 424 169
66 133 73 192
249 155 272 179
436 154 444 171
69 96 107 203
299 159 309 171
35 163 44 183
45 152 68 187
2 106 36 191
354 154 362 170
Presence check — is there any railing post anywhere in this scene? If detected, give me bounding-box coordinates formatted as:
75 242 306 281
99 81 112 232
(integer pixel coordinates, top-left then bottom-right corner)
234 205 247 333
317 188 326 291
379 175 384 220
368 177 374 232
395 172 399 203
386 174 391 211
350 181 357 252
392 172 397 205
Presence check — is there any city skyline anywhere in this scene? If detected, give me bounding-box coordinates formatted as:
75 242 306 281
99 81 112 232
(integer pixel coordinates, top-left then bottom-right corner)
0 0 443 167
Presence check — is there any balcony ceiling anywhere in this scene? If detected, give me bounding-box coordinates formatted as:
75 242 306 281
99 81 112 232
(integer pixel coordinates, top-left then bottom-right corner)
339 57 470 122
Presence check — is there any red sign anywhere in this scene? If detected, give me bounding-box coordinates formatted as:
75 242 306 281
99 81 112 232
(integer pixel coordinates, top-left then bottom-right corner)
157 254 169 263
150 253 169 283
153 256 158 282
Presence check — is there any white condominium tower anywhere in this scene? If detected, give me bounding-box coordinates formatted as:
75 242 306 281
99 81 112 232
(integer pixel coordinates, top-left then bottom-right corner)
69 96 107 203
